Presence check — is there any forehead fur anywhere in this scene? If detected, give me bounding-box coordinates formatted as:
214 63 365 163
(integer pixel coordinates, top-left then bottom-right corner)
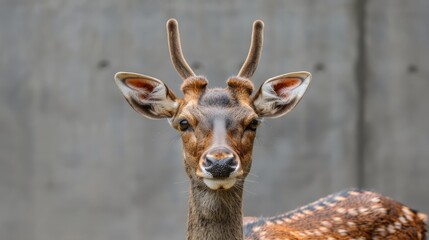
180 76 254 108
199 89 237 107
194 88 256 128
185 103 256 129
197 77 254 107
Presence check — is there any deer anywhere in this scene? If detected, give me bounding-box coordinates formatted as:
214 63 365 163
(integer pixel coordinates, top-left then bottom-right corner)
114 19 427 240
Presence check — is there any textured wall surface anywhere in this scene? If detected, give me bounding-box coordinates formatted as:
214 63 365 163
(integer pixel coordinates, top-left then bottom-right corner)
0 0 428 239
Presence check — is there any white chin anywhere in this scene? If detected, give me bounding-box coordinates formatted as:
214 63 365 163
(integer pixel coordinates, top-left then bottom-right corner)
203 178 237 190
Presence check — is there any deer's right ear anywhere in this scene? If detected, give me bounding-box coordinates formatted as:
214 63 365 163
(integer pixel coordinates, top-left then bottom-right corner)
114 72 179 119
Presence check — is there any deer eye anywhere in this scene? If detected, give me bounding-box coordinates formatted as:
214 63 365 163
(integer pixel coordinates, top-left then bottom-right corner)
246 119 261 131
179 119 191 131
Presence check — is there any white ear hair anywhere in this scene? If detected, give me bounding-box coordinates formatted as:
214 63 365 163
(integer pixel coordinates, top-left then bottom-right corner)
114 72 178 119
253 71 311 118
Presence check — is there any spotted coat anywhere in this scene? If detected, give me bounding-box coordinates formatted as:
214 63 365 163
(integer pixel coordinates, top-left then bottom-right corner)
244 189 427 240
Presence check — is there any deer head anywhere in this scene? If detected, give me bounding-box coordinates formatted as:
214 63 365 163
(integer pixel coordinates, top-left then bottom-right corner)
114 19 311 191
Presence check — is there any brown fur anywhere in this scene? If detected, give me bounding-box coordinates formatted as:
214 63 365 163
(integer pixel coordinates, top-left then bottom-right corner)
187 182 244 240
226 77 254 99
181 76 208 101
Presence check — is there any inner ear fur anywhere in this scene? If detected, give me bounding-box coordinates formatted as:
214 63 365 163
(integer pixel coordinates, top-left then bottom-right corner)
114 72 178 119
252 71 311 118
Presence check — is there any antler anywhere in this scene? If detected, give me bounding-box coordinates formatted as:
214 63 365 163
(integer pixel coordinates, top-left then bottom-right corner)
237 20 264 79
166 19 196 80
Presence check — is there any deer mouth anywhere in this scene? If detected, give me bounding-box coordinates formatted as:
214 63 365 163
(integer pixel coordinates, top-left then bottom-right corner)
197 164 243 190
196 152 243 190
203 177 237 190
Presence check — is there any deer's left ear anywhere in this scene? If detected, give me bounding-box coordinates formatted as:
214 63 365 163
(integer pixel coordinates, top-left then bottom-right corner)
252 71 311 118
115 72 179 119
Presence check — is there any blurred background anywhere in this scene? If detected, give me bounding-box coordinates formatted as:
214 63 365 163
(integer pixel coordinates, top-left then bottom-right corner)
1 0 428 239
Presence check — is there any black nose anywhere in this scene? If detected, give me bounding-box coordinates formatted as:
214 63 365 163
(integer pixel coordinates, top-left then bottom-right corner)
203 148 238 178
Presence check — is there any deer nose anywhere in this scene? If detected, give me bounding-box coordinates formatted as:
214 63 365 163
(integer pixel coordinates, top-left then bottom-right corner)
202 148 238 178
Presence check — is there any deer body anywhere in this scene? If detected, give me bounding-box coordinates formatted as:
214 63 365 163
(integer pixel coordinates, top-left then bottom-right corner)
244 189 427 239
115 19 427 240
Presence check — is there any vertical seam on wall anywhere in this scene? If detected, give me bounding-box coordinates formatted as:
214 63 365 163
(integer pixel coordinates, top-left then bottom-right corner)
356 0 367 189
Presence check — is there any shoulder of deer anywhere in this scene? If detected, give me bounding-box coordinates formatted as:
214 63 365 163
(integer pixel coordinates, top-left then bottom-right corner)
244 188 427 240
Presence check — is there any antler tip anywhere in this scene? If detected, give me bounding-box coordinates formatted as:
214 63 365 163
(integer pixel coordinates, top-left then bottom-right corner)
166 18 178 30
253 20 264 30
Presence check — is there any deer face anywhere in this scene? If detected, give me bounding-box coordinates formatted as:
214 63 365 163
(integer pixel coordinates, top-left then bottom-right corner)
114 19 311 191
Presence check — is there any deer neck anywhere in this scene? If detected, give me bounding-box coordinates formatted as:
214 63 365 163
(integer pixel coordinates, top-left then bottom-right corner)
187 181 244 240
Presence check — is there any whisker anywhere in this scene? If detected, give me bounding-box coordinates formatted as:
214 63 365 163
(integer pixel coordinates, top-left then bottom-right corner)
174 179 190 184
245 171 259 178
168 133 181 144
243 179 258 184
243 188 256 196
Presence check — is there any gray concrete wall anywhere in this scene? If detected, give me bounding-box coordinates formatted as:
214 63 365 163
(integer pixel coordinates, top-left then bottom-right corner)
0 0 427 239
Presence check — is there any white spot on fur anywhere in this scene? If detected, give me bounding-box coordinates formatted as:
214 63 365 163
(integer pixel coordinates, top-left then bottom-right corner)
376 227 386 236
399 216 408 224
347 221 356 227
303 209 313 215
336 208 346 214
359 207 369 215
402 206 412 215
387 224 396 234
315 205 325 211
371 204 382 210
338 229 347 236
376 207 387 215
333 217 342 223
321 221 332 228
418 212 428 222
348 208 358 216
394 221 402 229
335 196 346 201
